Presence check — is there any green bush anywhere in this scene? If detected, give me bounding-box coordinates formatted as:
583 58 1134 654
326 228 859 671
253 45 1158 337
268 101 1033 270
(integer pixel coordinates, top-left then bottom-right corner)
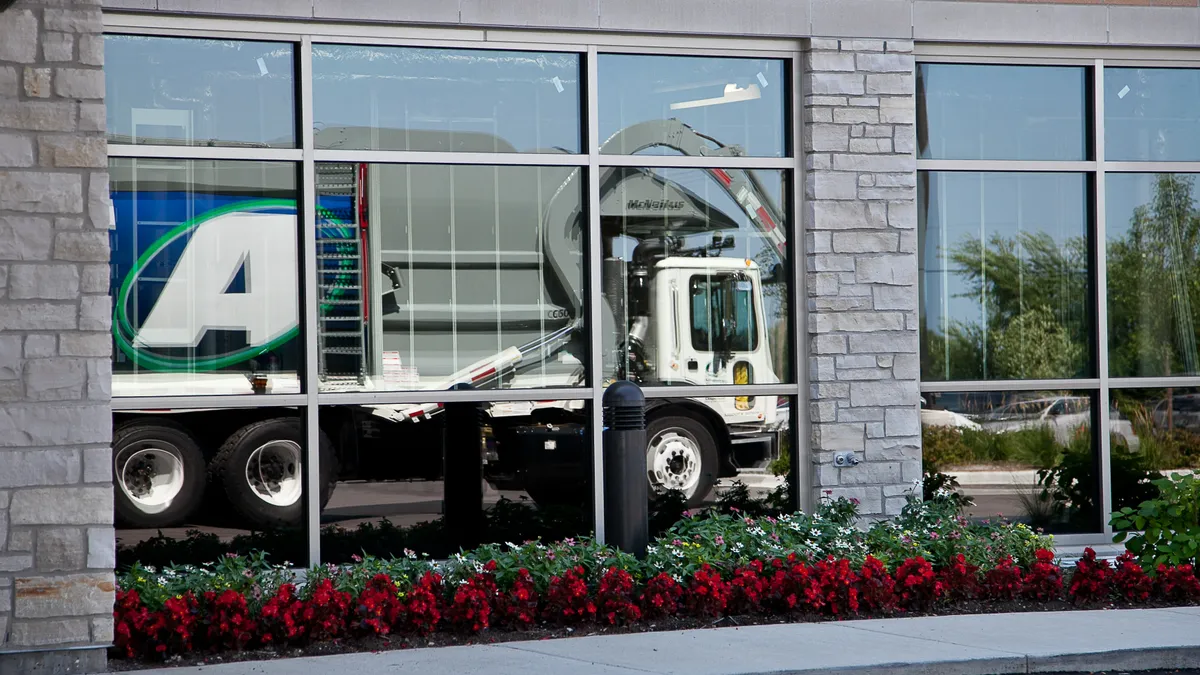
1113 472 1200 569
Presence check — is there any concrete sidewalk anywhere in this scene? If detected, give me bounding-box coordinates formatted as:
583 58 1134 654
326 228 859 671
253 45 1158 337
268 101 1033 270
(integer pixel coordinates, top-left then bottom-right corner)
115 606 1200 675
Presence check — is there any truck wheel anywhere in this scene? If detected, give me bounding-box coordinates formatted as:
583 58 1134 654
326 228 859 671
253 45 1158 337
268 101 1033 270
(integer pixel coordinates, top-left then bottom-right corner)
113 420 206 528
211 418 338 530
646 415 718 507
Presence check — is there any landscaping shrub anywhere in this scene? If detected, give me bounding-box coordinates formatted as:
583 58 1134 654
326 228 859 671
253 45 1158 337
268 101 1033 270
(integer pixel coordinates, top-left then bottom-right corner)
1112 472 1200 569
111 492 1200 664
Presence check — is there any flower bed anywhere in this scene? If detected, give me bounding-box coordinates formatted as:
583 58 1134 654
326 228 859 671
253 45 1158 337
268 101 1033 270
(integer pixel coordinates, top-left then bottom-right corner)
112 497 1200 666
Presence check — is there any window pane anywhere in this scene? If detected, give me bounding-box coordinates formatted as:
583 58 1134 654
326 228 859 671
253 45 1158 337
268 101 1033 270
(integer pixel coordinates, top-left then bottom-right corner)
1107 173 1200 377
115 408 311 568
919 172 1091 381
598 54 786 157
917 64 1087 161
921 389 1100 534
314 163 585 391
109 159 300 396
312 45 581 153
319 400 593 561
1109 388 1197 525
105 35 295 148
600 168 790 385
1106 68 1200 161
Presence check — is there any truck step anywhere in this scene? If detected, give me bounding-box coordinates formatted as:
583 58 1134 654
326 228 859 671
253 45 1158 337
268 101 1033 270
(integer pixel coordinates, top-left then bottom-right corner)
322 347 364 355
320 299 361 305
320 331 363 337
317 254 360 261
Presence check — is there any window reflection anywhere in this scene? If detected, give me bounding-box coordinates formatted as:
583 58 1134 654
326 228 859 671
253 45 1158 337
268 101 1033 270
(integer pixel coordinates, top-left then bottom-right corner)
1106 68 1200 162
920 390 1101 533
598 54 786 157
108 159 301 396
600 168 790 385
1108 388 1200 519
917 63 1087 161
1107 174 1200 377
105 35 296 148
313 45 581 153
314 163 585 391
918 172 1091 381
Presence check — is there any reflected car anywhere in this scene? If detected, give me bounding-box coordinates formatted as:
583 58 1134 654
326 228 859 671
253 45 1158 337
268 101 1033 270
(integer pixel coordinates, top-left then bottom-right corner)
978 396 1137 447
1151 394 1200 433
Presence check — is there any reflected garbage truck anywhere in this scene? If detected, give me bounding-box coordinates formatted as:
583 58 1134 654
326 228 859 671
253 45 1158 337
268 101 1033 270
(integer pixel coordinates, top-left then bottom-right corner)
109 120 790 530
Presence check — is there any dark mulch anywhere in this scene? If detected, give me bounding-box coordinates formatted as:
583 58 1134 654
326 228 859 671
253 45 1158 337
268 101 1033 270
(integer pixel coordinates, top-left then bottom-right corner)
106 597 1200 672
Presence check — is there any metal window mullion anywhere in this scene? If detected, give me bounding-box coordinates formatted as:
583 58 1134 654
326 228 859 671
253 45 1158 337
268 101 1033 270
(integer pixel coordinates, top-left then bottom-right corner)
598 154 795 170
316 387 593 406
915 159 1097 173
309 34 587 53
1104 162 1200 173
1111 376 1200 389
791 50 809 515
640 384 800 399
1094 60 1113 537
111 395 310 411
300 36 322 568
312 149 588 166
919 378 1101 393
107 144 303 162
585 46 606 544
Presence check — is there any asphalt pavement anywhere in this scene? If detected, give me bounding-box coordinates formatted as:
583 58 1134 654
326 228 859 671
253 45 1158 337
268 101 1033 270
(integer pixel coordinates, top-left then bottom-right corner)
113 606 1200 675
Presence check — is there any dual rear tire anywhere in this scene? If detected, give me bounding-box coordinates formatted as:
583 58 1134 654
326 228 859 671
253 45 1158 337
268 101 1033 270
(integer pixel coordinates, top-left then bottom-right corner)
113 417 337 530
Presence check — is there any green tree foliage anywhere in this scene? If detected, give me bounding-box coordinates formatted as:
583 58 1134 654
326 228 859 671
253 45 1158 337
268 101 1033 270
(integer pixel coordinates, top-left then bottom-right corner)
1108 174 1200 377
992 305 1085 380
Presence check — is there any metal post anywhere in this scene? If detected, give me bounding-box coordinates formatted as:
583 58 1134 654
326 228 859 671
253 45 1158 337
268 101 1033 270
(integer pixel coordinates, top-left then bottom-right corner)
443 383 484 550
602 380 648 557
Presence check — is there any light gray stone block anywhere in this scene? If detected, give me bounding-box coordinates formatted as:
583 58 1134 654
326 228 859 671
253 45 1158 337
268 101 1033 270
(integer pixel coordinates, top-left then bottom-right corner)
86 528 113 570
0 11 38 64
36 528 85 572
13 572 115 619
8 265 80 300
10 488 112 526
0 450 80 489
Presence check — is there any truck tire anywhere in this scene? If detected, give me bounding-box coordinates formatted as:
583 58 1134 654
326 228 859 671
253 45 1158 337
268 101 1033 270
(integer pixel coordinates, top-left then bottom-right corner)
113 420 206 528
211 418 338 530
646 414 719 508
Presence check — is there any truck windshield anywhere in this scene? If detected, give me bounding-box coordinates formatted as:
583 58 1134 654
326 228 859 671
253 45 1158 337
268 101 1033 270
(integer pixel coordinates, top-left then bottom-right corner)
690 275 757 353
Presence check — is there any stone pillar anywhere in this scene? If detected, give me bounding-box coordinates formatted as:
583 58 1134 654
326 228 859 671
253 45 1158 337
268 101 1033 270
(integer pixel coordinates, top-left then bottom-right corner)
0 1 113 672
802 38 921 518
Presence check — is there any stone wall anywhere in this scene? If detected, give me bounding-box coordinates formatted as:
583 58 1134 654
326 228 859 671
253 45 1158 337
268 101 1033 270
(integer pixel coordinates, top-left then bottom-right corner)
0 0 113 672
802 38 921 518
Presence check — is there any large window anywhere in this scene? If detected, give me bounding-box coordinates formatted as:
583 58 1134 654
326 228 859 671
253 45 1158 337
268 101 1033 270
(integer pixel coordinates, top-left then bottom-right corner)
106 33 799 566
919 59 1200 541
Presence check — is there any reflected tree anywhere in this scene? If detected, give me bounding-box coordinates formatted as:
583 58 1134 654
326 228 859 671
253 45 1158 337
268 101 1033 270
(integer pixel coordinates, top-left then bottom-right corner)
922 230 1088 380
1108 174 1200 377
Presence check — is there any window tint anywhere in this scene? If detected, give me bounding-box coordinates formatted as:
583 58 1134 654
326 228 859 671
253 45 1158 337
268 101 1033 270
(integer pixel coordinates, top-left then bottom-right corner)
313 45 581 153
106 36 296 148
918 63 1087 161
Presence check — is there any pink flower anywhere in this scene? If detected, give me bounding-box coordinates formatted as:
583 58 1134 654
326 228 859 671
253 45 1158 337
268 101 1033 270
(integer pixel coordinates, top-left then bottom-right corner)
714 536 725 546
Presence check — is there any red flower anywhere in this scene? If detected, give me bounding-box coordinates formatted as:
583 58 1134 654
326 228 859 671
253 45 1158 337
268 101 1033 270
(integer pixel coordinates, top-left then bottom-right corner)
1067 548 1112 604
544 566 596 624
727 561 767 615
596 567 641 625
447 573 497 634
858 556 897 614
203 589 257 650
813 556 859 616
638 573 683 619
1156 564 1200 602
685 564 729 618
1112 552 1152 603
983 556 1023 601
938 554 981 601
353 574 403 636
496 569 540 629
402 571 444 636
1023 549 1063 602
894 557 941 612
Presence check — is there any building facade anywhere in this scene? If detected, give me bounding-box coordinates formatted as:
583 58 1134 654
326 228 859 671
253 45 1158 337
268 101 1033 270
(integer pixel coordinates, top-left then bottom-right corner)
2 0 1199 670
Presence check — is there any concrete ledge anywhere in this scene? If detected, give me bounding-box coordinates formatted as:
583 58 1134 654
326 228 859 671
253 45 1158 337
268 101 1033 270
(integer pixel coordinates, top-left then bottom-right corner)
0 646 104 675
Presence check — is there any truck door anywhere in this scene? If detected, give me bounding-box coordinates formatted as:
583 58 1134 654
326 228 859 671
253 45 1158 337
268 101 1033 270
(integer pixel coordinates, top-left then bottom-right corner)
685 273 757 386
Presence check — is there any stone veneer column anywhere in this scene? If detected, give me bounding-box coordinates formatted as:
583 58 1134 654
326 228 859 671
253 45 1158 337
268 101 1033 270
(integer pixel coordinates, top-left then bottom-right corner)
0 1 114 672
802 38 922 518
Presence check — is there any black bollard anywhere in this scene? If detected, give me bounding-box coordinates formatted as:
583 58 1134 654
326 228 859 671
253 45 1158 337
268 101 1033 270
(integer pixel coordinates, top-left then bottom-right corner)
603 380 648 557
443 383 484 550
